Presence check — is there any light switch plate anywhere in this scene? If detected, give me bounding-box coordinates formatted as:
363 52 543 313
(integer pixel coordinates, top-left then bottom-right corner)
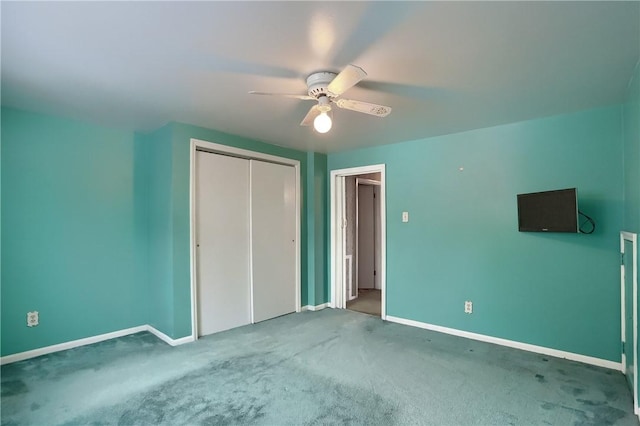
402 212 409 222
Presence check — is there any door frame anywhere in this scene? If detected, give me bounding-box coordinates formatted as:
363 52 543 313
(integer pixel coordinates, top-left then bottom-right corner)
355 178 381 296
330 164 386 319
621 231 639 416
189 138 301 340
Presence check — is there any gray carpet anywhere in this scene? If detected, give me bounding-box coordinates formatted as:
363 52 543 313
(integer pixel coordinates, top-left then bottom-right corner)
1 309 637 425
347 289 381 316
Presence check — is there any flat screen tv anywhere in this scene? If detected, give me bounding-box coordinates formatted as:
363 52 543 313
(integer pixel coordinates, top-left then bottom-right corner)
517 188 578 233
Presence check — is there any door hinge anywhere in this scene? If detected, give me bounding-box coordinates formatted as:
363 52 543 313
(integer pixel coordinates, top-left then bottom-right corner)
374 270 377 276
622 341 626 354
621 253 625 265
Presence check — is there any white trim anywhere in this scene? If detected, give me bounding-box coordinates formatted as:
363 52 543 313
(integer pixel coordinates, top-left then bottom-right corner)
330 164 386 319
301 303 330 312
295 163 301 315
331 172 342 310
356 178 381 186
355 180 359 298
386 315 622 371
622 243 627 371
146 325 195 347
345 254 354 301
0 325 197 365
249 160 255 324
621 231 639 415
189 141 199 340
190 138 302 340
1 326 147 365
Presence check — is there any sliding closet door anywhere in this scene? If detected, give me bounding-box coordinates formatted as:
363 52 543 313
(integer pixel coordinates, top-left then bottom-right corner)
250 160 296 323
196 151 251 336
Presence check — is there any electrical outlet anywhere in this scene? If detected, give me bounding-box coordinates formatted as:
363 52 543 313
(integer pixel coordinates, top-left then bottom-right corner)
402 212 409 222
27 311 39 327
464 301 473 314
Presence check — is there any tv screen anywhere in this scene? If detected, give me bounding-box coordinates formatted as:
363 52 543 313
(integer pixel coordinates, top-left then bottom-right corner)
517 188 578 233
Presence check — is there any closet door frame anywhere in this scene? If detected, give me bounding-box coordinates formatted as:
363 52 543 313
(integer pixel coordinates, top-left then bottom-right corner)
189 138 301 341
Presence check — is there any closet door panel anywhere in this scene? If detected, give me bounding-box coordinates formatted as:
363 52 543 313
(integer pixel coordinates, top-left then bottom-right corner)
196 151 251 336
250 160 296 323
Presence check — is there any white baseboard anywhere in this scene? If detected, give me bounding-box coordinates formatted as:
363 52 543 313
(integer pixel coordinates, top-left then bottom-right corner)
146 325 195 346
0 325 147 365
301 303 330 312
386 315 622 371
0 324 194 365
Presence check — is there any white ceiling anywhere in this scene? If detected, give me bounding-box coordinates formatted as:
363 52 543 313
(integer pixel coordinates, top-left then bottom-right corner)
2 1 639 153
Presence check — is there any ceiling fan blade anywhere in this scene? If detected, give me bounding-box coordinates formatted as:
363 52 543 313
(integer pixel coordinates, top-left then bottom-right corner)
327 64 367 97
249 91 314 100
300 105 321 126
335 99 392 117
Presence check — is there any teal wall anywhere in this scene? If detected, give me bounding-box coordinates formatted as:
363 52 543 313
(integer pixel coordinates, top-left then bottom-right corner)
2 93 632 362
306 153 317 306
328 106 624 362
142 125 174 336
305 152 328 307
313 153 328 305
1 108 320 354
1 108 148 356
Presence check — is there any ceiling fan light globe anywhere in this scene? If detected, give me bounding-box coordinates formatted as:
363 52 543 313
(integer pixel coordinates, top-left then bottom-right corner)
314 112 332 133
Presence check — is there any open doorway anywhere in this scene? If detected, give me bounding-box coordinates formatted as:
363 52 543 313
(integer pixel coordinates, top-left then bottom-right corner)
345 176 381 316
330 165 386 319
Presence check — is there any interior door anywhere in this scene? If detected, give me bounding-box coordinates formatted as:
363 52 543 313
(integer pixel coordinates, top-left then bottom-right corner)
250 160 296 323
196 151 251 336
624 238 635 392
358 184 375 289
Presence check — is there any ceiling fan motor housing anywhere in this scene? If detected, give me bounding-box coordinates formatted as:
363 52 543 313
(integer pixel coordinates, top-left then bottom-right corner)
249 65 392 128
306 72 337 98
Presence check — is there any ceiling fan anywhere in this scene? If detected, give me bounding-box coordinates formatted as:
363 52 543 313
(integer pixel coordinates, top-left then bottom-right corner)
249 64 392 134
